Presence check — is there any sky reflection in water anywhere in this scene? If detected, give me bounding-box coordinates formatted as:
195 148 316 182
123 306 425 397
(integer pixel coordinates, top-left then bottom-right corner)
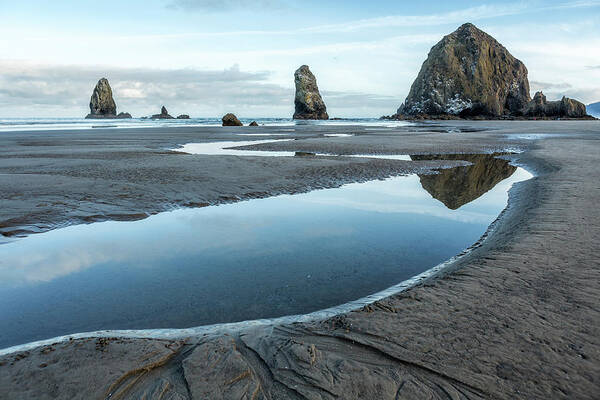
0 162 532 348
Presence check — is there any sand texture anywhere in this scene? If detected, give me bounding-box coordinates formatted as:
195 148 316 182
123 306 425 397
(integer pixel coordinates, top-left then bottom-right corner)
0 121 599 399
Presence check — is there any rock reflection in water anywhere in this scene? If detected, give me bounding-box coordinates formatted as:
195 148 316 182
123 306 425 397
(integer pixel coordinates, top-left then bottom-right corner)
411 154 517 209
0 162 531 350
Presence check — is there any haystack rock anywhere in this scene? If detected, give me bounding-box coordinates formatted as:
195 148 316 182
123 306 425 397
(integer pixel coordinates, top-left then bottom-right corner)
151 106 174 119
398 23 530 118
293 65 328 120
86 78 130 119
222 113 243 126
524 91 588 118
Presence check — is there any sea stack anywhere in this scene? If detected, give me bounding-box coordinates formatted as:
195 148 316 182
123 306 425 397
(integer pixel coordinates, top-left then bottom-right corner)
151 106 174 119
86 78 124 119
524 91 588 118
222 113 243 126
293 65 328 120
398 23 530 118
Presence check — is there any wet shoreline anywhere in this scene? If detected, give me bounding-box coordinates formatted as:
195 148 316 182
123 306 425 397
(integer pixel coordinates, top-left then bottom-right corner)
1 121 599 399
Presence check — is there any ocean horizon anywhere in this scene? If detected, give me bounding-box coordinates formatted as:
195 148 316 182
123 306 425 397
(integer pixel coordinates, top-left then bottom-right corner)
0 117 412 132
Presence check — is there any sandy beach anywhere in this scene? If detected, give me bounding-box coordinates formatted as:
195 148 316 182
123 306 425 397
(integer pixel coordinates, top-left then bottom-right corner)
0 120 599 399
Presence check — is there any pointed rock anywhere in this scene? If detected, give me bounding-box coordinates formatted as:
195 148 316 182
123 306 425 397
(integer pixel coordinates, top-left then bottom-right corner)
398 23 530 117
293 65 328 120
151 106 174 119
86 78 117 119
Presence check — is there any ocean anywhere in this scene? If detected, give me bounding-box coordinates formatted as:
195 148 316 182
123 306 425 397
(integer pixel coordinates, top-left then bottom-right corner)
0 117 411 132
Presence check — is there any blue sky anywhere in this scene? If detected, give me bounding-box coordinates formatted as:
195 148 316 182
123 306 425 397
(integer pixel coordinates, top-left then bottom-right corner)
0 0 599 117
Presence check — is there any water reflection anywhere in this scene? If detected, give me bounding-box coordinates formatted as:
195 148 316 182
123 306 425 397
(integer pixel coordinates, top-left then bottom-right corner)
411 154 517 209
0 164 531 349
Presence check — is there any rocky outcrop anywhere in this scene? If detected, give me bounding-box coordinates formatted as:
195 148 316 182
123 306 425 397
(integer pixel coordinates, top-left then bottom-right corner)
151 106 174 119
249 121 259 126
176 114 190 119
388 23 593 120
85 78 119 119
411 153 517 209
293 65 328 120
524 92 588 118
222 113 243 126
116 112 132 119
397 23 530 118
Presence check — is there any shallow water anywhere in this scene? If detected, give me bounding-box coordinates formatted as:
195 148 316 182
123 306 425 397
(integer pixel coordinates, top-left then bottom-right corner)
172 139 411 160
0 158 531 349
0 117 411 132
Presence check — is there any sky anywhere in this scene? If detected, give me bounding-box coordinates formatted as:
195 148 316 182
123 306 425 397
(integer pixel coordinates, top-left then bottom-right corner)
0 0 599 118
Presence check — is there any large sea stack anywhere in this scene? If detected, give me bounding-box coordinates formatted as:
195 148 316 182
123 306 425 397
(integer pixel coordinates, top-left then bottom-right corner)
398 23 531 118
85 78 131 119
293 65 328 120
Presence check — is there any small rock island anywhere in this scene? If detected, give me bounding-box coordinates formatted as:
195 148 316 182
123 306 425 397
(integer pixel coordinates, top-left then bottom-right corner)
85 78 132 119
151 106 175 119
222 113 243 126
293 65 328 120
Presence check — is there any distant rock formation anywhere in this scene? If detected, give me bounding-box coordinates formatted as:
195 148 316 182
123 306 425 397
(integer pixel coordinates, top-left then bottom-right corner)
177 114 190 119
85 78 131 119
524 92 588 118
411 154 517 209
587 101 600 118
397 23 530 118
249 121 259 126
151 106 174 119
222 113 243 126
293 65 328 120
116 112 132 119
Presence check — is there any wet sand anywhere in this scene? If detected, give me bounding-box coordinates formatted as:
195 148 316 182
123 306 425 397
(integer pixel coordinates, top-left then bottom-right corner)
0 121 599 399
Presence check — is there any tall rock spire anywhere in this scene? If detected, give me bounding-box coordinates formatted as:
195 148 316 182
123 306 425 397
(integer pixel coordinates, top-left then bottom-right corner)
86 78 117 118
293 65 329 120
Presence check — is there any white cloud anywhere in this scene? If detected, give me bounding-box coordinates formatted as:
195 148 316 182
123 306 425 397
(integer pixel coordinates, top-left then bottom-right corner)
166 0 288 12
0 60 396 117
161 1 600 35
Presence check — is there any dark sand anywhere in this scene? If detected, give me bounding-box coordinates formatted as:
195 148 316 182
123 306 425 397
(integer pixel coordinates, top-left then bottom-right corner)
0 121 599 399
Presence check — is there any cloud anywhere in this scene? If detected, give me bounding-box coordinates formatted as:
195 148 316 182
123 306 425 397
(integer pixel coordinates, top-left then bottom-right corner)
166 0 287 12
322 91 400 110
0 61 288 115
528 84 600 103
161 1 600 34
561 87 600 103
0 60 395 117
530 81 573 90
586 65 600 70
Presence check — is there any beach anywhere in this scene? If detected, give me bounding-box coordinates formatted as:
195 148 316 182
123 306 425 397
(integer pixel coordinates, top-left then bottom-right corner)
0 120 599 399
